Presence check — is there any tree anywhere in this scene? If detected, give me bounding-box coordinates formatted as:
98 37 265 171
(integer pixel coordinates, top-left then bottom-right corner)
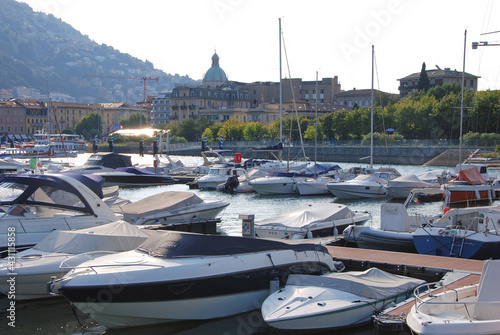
418 62 431 91
74 112 102 140
119 113 148 129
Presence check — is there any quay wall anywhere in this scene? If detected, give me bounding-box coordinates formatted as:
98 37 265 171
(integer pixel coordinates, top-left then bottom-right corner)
109 145 459 166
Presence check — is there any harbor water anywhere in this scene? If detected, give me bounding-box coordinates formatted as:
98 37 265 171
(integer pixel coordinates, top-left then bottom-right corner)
1 153 499 335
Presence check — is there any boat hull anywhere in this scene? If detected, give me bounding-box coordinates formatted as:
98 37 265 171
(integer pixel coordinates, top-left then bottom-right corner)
249 177 299 195
357 229 416 253
327 184 387 199
412 227 500 259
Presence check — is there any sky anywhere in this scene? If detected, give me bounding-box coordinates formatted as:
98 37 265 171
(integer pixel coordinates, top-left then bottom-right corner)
19 0 500 94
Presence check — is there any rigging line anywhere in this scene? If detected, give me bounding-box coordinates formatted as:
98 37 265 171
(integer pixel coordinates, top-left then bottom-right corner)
281 31 307 162
477 0 495 75
373 50 389 157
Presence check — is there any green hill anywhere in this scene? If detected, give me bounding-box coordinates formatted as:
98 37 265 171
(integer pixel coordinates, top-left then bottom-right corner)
0 0 198 102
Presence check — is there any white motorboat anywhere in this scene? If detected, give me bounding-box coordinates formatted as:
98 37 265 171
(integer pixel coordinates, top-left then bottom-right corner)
343 188 451 252
383 174 441 199
326 168 401 199
96 166 177 187
196 164 245 190
294 164 343 195
0 220 149 300
119 191 229 225
0 174 119 256
216 168 269 193
49 231 337 328
262 268 425 332
412 205 500 259
407 259 500 335
254 202 370 240
249 164 340 195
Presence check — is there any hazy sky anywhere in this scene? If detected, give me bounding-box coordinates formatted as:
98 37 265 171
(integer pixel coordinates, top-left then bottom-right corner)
20 0 500 93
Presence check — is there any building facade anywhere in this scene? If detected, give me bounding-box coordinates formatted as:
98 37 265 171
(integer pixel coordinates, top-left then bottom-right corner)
0 100 25 136
151 92 171 127
16 100 47 135
398 67 480 98
101 102 149 135
50 102 103 134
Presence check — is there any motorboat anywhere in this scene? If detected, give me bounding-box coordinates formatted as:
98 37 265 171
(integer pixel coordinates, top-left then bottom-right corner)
343 189 451 253
293 164 343 196
62 152 133 174
262 268 425 333
383 174 441 199
96 166 177 187
0 174 119 256
441 166 495 206
216 168 269 193
254 202 370 240
412 205 500 259
195 164 245 190
0 220 150 300
49 231 338 328
191 149 236 175
407 259 500 335
119 191 229 225
326 168 401 199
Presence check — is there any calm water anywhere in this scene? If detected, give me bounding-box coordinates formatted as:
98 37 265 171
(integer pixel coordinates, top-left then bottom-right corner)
1 154 499 335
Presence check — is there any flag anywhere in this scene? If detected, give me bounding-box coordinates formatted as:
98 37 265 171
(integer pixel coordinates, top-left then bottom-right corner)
30 158 36 169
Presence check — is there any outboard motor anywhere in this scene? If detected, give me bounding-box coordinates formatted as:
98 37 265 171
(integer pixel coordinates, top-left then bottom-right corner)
223 175 240 194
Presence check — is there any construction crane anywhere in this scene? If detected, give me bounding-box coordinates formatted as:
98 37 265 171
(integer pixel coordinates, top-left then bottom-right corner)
86 74 159 101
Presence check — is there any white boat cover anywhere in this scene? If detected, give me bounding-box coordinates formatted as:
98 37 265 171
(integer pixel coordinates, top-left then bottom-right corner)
33 221 150 254
386 174 429 188
380 203 411 231
286 268 425 300
121 191 204 222
417 169 447 183
256 203 354 228
474 259 500 320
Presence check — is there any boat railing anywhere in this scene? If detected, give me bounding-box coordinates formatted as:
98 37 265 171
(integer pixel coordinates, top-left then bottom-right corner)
413 281 485 320
59 251 120 270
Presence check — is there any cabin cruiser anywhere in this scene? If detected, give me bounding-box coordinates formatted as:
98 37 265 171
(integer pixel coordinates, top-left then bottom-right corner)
196 164 245 190
96 166 177 187
118 191 229 225
62 152 133 174
326 168 401 199
262 268 424 332
0 174 118 256
254 202 370 240
49 231 337 328
0 221 149 300
441 166 495 206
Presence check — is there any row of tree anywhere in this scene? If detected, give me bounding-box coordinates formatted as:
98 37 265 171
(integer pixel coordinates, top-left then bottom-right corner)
73 84 500 145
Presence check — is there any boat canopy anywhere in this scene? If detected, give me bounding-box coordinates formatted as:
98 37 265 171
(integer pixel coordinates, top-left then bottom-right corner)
303 163 341 175
286 268 425 300
256 203 353 229
33 221 150 254
136 230 329 258
85 153 132 169
456 167 486 185
114 166 160 175
121 191 205 222
0 174 100 215
252 143 283 151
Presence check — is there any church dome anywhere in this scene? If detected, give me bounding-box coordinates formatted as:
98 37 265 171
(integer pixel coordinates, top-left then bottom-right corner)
203 52 228 84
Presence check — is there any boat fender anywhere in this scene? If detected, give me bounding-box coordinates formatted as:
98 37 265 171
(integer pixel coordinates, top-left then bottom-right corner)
443 207 451 214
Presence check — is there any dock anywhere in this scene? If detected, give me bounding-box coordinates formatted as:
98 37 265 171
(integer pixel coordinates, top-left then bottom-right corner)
324 245 485 332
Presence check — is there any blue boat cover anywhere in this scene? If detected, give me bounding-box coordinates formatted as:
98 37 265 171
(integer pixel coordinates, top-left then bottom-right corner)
114 166 158 175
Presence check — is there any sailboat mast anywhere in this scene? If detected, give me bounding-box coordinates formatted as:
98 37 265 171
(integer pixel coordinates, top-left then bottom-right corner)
370 45 374 168
315 71 318 171
459 29 467 166
279 18 283 145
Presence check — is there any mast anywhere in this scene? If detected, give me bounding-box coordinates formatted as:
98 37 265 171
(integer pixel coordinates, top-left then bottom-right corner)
279 18 283 146
459 29 467 166
314 71 318 175
370 45 374 168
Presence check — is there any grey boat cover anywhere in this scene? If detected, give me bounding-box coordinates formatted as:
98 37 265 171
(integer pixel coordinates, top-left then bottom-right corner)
137 230 329 258
286 268 425 300
121 191 204 223
256 203 354 229
385 174 430 188
33 220 150 254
